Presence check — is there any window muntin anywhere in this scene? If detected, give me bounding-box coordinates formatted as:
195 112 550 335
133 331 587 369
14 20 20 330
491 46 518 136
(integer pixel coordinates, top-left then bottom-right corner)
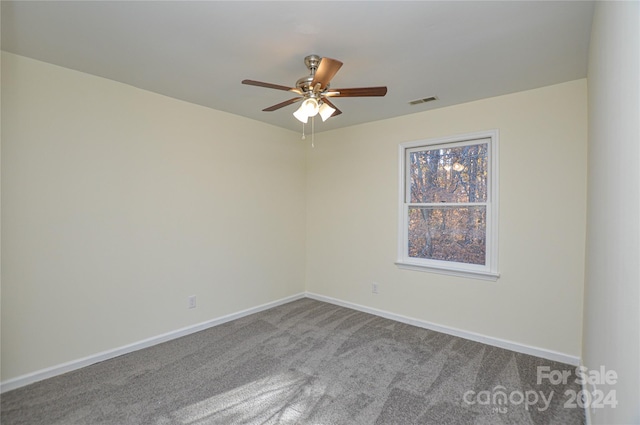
398 131 499 280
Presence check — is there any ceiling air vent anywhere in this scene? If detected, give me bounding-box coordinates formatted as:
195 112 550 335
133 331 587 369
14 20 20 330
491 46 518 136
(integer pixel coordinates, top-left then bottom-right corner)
409 96 438 106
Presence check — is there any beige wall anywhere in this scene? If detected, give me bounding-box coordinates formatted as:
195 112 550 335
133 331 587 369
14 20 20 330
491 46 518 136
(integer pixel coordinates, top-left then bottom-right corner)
584 2 640 423
1 51 590 385
307 79 588 358
1 52 307 381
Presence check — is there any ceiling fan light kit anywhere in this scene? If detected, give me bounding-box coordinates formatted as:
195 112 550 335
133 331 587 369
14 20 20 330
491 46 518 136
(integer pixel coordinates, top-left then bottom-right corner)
293 98 336 123
294 98 319 123
242 54 387 126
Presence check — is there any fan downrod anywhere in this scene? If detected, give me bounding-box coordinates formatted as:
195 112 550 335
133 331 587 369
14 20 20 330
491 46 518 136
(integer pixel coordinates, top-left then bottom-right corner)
297 55 322 93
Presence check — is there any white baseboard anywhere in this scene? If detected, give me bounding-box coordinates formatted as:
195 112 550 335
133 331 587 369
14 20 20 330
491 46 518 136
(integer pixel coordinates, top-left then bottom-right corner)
581 359 593 425
1 291 580 393
306 292 581 366
0 292 306 394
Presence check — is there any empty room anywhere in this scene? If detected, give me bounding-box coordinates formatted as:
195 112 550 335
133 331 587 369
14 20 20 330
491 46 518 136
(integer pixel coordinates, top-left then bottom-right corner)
1 1 638 424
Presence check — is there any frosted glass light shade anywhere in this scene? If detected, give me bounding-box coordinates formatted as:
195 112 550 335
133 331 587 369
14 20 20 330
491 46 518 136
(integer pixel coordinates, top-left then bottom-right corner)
293 107 309 123
319 103 336 121
293 98 320 123
302 98 319 116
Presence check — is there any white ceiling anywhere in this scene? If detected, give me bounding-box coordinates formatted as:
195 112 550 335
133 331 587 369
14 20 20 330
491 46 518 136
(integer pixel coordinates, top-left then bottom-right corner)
1 1 594 133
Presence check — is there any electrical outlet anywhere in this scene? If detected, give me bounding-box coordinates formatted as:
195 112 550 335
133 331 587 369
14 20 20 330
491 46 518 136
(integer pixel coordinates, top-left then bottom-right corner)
372 282 379 294
188 295 196 309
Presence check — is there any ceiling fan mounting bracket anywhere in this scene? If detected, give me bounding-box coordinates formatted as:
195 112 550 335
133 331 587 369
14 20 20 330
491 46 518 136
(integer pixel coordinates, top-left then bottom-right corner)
304 54 321 72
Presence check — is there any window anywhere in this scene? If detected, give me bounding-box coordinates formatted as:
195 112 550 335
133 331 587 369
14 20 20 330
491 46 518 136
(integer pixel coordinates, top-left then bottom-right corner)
397 130 499 280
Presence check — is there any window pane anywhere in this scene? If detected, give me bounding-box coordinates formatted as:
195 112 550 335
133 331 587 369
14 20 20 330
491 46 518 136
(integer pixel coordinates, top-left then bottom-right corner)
409 143 488 203
408 206 486 265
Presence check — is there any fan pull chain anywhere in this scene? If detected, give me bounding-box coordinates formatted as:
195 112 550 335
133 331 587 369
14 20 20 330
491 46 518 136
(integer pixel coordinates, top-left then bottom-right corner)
311 116 315 148
301 122 306 140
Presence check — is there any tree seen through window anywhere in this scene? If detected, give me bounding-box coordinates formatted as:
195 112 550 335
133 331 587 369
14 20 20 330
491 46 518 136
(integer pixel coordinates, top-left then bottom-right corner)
407 143 488 265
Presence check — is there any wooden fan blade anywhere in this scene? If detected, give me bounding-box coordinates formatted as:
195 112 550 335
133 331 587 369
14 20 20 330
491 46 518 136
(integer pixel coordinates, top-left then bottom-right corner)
321 98 342 117
311 58 343 90
262 97 302 112
242 79 296 92
326 86 388 97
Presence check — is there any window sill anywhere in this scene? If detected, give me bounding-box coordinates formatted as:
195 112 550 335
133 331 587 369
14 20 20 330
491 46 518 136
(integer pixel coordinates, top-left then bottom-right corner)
395 261 500 281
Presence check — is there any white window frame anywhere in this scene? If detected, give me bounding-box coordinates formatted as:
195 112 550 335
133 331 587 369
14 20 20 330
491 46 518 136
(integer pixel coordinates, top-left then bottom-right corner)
396 130 500 281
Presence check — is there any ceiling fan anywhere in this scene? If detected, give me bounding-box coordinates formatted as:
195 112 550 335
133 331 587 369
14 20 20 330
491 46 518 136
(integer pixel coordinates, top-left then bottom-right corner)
242 55 387 123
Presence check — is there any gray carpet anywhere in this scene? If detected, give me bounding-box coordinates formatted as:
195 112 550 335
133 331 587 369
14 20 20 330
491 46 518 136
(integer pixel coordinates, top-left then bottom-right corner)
1 298 585 424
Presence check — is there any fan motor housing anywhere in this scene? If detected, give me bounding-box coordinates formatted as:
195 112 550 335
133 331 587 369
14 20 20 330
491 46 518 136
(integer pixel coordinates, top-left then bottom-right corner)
296 75 314 92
